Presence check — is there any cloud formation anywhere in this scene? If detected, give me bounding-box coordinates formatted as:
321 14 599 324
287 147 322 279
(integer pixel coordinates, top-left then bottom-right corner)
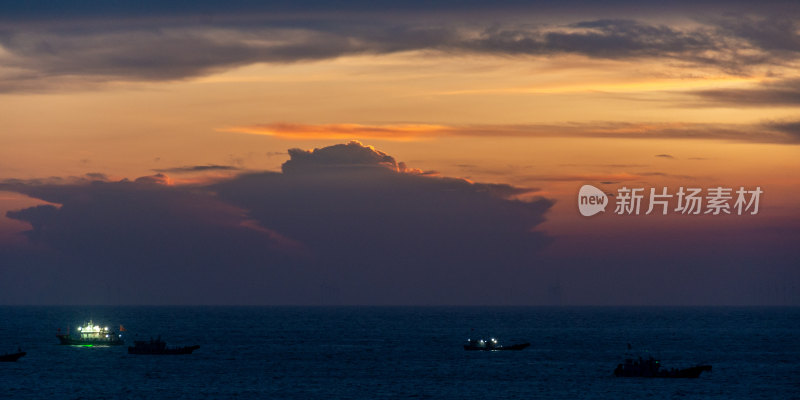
2 141 797 305
154 165 240 174
1 2 799 91
461 19 724 63
763 120 800 141
227 121 800 144
222 123 450 141
689 78 800 107
0 142 553 304
281 141 399 173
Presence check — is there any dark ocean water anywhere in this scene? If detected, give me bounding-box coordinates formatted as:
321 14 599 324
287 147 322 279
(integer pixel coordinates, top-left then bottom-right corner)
0 307 798 399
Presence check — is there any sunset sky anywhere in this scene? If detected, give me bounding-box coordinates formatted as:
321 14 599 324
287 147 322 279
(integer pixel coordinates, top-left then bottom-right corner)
1 0 798 305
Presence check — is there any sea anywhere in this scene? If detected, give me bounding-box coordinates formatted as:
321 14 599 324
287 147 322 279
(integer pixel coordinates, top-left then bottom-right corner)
0 307 798 399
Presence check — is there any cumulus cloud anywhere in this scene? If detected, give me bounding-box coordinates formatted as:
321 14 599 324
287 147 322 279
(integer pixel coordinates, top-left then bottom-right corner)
281 141 399 173
0 142 553 304
212 142 552 304
2 141 797 305
0 174 304 304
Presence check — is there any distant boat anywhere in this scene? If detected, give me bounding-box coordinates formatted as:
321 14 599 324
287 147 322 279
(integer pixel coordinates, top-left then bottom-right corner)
0 349 26 362
57 321 124 346
128 336 199 355
614 355 712 378
464 338 530 351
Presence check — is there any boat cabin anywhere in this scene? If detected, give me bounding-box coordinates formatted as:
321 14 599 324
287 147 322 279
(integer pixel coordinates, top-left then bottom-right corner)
77 321 113 339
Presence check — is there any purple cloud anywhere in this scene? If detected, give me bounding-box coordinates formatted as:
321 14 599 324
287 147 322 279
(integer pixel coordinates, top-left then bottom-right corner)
0 142 553 304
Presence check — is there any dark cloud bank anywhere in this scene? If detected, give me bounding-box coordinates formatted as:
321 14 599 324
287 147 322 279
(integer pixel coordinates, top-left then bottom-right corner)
1 1 800 91
2 142 798 305
0 142 553 305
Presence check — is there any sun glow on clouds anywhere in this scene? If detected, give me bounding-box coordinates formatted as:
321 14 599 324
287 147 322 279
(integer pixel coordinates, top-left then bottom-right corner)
437 76 766 95
222 121 800 144
221 123 452 141
0 2 798 306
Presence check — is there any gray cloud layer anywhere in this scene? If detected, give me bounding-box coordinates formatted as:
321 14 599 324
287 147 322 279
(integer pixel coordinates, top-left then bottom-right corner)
436 121 800 144
690 78 800 107
154 165 240 173
1 2 799 91
764 120 800 141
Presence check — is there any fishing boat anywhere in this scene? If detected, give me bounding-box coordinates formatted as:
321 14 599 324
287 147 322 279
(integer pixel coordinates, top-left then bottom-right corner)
128 336 199 355
56 321 124 346
614 354 712 378
464 338 530 351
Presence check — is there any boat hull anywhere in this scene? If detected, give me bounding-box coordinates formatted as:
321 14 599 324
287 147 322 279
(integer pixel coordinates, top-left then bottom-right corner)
0 352 25 362
614 363 712 378
57 334 124 346
464 342 530 351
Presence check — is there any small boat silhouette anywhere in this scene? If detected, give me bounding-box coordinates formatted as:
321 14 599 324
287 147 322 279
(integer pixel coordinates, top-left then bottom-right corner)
128 336 199 355
614 351 712 378
0 348 26 362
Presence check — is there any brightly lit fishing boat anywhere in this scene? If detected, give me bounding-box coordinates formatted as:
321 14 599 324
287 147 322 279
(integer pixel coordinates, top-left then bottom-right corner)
56 321 124 346
463 338 530 351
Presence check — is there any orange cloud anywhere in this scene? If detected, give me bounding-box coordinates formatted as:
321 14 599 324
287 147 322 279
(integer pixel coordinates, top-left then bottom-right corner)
520 172 644 182
222 121 800 143
221 123 451 141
